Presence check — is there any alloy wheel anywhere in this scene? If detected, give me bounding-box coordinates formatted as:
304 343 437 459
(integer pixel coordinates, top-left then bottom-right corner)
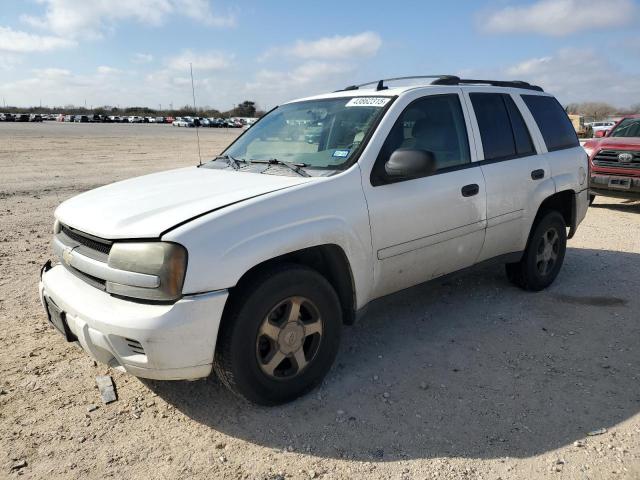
535 227 559 276
256 296 323 379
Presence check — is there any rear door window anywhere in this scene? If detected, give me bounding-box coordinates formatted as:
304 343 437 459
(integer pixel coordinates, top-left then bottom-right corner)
503 95 535 156
471 93 530 161
521 95 579 152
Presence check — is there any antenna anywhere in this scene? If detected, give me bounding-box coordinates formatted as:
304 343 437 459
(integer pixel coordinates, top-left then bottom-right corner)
190 63 203 166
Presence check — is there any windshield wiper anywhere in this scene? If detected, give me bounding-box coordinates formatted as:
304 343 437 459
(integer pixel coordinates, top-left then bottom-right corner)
250 158 311 177
214 154 243 170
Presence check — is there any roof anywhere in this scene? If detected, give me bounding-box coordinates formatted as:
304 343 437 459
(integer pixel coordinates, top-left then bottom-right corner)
285 75 547 104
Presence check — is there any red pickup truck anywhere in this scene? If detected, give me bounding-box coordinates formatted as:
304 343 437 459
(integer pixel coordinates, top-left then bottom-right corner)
583 114 640 204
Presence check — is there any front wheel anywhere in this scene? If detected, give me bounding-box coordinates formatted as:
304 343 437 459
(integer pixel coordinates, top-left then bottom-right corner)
213 264 342 405
505 211 567 291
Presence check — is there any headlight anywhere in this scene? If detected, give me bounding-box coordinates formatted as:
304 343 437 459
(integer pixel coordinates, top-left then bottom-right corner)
583 146 594 158
106 242 187 301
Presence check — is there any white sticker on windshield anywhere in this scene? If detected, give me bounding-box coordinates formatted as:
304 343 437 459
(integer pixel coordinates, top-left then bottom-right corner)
345 97 391 108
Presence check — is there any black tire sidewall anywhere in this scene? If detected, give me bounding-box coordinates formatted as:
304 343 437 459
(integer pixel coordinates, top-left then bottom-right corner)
222 266 342 405
524 212 567 290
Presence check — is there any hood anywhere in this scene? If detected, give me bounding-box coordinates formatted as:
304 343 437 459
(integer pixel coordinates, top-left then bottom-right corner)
586 137 640 150
55 167 311 239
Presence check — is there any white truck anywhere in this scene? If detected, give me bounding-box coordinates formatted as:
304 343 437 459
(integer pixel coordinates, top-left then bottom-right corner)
40 75 589 404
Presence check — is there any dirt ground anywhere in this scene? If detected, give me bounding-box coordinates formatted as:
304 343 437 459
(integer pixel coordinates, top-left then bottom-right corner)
1 122 639 480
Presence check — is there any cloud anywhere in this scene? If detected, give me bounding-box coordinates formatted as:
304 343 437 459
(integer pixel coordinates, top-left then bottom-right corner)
262 31 382 61
0 26 75 53
503 48 640 106
480 0 637 36
21 0 235 39
131 53 154 64
165 50 233 72
174 0 235 27
244 61 356 107
97 66 121 75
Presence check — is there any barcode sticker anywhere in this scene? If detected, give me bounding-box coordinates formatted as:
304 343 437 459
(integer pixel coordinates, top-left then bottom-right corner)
345 97 391 108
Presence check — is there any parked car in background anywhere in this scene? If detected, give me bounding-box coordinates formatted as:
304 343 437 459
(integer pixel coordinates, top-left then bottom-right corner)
15 114 30 122
584 114 640 203
0 113 15 121
172 117 191 127
155 116 165 124
589 121 616 137
165 116 175 124
74 115 89 123
29 114 43 122
40 76 589 405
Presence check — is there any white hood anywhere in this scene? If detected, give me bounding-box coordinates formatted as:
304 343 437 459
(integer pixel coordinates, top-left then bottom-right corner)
55 167 311 239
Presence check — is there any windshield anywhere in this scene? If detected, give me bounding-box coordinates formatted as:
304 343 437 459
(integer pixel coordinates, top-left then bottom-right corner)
223 96 391 169
609 118 640 138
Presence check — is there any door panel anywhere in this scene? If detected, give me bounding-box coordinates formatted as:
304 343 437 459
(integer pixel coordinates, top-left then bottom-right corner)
368 168 486 298
361 91 486 300
463 90 550 262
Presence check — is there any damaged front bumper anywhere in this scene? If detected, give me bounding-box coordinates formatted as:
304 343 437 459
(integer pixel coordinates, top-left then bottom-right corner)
39 263 228 380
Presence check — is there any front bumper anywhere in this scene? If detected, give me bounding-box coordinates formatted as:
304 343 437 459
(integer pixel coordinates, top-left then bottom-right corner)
39 264 228 380
590 174 640 200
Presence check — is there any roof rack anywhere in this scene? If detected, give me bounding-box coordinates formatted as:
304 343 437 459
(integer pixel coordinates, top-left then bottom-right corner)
338 75 543 92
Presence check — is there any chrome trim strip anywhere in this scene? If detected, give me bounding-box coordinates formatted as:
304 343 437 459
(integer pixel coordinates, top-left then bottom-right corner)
53 237 160 289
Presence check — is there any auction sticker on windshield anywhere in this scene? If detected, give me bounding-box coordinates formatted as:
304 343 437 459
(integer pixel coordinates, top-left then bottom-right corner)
345 97 391 108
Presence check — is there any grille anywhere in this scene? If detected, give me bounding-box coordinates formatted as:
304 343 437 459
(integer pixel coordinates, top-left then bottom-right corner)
59 224 112 255
66 265 107 290
593 150 640 169
125 338 145 356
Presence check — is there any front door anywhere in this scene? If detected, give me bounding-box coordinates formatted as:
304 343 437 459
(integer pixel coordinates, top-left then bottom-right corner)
362 92 487 299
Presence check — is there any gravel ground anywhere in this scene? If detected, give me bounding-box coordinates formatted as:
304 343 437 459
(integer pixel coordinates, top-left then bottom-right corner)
1 122 639 479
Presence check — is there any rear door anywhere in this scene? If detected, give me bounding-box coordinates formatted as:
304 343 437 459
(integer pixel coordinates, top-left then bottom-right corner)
463 89 553 261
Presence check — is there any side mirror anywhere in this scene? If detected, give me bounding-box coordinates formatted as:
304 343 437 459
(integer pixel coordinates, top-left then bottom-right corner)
385 148 436 180
595 130 606 138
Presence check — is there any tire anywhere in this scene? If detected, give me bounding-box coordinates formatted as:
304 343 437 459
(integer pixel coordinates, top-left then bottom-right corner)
213 264 342 405
589 194 596 206
505 210 567 291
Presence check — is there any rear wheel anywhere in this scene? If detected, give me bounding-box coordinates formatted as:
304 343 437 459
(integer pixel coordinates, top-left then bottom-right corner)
213 264 342 405
505 211 567 291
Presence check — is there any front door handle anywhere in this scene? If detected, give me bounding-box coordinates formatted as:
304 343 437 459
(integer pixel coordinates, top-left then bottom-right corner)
531 169 545 180
461 184 479 197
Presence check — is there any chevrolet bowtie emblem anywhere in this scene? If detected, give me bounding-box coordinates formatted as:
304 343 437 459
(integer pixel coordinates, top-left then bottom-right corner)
62 247 73 266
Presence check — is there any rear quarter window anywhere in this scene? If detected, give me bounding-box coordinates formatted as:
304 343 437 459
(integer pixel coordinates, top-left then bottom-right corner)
521 95 579 152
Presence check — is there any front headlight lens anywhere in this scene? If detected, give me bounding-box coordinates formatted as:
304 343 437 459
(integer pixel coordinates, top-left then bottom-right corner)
583 146 594 158
106 242 187 301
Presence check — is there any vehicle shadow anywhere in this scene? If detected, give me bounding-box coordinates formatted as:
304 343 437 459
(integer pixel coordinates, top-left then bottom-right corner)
145 247 640 461
591 198 640 213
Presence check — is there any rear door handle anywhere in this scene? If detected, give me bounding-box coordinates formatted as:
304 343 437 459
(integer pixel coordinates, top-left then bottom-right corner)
531 169 545 180
461 184 479 197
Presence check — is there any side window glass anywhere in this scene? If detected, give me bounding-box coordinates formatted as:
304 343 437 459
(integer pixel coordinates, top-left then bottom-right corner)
504 95 535 156
470 93 516 161
373 94 470 184
521 95 579 152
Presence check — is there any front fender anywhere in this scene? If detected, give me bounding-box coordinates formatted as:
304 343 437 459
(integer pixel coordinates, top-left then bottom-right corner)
163 169 374 309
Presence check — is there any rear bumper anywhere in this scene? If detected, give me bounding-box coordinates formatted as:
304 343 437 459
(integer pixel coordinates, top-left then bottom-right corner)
590 174 640 200
40 264 228 380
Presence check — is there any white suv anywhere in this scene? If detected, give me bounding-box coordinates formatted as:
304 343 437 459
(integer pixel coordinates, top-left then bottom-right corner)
39 76 589 405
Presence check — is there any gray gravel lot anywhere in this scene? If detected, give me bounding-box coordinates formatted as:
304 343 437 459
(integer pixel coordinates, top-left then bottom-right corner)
1 122 639 479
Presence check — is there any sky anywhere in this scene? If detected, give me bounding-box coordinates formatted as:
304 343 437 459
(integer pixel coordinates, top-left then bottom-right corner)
0 0 639 111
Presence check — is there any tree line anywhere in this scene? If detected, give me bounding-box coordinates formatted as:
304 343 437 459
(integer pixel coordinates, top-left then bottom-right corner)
565 102 640 121
0 100 266 118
